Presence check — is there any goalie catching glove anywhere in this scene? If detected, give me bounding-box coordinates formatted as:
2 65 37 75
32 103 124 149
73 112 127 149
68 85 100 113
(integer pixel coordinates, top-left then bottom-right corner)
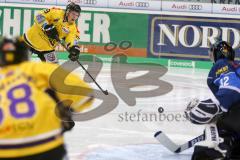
42 24 59 40
185 98 223 124
68 45 80 61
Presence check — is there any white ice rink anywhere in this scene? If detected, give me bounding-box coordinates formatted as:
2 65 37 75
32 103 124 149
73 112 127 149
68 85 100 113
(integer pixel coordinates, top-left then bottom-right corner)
65 62 213 160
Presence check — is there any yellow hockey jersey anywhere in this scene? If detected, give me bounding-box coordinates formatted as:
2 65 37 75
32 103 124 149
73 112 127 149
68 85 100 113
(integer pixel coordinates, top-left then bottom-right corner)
0 61 93 158
24 7 80 52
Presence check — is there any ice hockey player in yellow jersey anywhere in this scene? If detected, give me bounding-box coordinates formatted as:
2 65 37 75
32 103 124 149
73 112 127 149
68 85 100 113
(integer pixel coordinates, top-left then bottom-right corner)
23 2 81 63
0 37 94 160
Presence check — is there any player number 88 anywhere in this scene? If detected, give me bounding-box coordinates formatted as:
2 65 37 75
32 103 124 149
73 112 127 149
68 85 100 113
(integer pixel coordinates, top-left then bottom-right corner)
0 84 35 124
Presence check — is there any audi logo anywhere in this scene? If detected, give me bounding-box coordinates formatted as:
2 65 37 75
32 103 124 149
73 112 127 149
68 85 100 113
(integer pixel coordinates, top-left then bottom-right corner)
135 2 150 8
68 0 81 3
188 4 203 10
33 0 45 2
83 0 97 5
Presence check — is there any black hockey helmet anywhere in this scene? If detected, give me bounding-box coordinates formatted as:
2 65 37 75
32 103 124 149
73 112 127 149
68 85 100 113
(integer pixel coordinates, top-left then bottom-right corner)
66 2 81 15
208 40 235 63
0 37 29 67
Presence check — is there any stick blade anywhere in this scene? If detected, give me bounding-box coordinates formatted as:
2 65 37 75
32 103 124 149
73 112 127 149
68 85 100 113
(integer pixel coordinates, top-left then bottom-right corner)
103 90 109 95
154 131 180 153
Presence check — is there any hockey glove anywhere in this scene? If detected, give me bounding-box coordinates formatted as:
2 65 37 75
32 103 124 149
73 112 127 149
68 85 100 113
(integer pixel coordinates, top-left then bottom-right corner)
43 24 59 40
55 102 75 133
68 45 80 61
184 98 222 124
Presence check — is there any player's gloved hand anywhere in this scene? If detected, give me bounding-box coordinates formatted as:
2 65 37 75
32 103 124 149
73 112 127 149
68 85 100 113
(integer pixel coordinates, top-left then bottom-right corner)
184 98 222 124
68 45 80 61
43 24 59 40
55 102 75 133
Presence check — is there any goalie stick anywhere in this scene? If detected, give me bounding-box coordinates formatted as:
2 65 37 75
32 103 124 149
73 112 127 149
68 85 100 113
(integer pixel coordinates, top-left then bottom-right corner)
154 131 205 153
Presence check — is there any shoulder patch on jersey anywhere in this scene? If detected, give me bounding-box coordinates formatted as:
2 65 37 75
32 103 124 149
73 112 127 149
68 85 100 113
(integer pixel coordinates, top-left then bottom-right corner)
36 14 45 23
216 66 228 76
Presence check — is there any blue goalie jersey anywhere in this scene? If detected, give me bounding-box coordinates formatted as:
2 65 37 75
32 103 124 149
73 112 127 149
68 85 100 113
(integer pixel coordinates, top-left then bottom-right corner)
207 58 240 112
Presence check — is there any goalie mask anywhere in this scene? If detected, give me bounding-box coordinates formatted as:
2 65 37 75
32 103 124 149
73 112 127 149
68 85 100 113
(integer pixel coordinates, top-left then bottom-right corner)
208 41 235 63
0 37 29 67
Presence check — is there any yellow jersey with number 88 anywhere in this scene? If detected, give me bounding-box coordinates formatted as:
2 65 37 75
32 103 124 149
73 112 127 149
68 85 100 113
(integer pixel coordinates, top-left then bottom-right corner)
0 61 93 158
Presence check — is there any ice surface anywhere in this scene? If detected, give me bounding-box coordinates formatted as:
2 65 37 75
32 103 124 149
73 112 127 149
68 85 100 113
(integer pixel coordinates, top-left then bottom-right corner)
70 144 193 160
65 62 212 160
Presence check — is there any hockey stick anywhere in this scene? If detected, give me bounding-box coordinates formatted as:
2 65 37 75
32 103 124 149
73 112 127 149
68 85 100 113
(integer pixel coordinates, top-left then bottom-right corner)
154 131 205 153
76 60 109 95
58 40 109 95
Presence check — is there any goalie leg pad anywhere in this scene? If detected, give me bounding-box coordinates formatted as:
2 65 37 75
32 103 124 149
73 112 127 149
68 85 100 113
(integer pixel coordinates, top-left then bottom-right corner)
191 145 224 160
192 124 235 160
